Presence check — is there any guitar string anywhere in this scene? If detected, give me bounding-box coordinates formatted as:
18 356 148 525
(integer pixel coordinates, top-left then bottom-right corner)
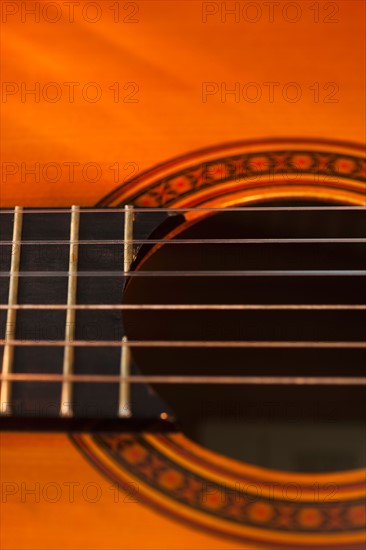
0 206 365 214
1 339 364 348
0 270 365 277
0 373 364 386
0 304 365 311
1 238 365 245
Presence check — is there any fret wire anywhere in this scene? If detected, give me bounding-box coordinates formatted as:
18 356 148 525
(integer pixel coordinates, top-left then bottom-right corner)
119 205 134 418
1 304 365 311
119 336 132 417
1 339 365 349
2 238 366 245
1 270 365 278
59 206 80 418
0 206 365 214
0 373 364 386
124 205 134 273
0 206 23 416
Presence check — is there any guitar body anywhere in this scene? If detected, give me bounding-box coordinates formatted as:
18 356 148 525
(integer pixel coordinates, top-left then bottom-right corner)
1 138 365 550
1 1 365 545
3 432 250 550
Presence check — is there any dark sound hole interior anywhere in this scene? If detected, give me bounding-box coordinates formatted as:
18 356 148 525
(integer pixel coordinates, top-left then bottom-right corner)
123 200 366 472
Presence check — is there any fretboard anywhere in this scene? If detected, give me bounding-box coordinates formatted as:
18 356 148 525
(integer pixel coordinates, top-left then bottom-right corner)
0 207 176 431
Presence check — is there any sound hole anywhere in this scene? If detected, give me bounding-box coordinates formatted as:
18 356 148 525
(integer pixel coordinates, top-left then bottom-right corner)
123 201 366 472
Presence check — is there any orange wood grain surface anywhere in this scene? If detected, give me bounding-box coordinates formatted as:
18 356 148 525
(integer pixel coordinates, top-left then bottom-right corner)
0 433 246 549
1 0 365 207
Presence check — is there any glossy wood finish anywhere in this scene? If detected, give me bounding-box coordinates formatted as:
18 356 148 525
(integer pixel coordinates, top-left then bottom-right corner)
0 433 243 550
1 2 365 207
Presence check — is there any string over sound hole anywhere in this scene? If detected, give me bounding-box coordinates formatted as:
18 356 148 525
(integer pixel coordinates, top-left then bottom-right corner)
123 202 366 472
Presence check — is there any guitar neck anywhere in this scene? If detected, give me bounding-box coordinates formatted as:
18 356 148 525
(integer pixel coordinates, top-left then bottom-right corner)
0 207 176 430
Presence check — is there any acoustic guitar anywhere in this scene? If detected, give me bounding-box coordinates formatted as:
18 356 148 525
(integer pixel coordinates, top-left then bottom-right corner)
0 138 365 550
